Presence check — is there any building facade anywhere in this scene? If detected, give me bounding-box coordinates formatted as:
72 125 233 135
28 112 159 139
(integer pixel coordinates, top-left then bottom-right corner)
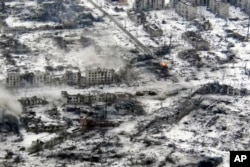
175 0 197 20
86 68 115 85
6 72 20 87
170 0 229 18
63 70 80 85
209 0 229 18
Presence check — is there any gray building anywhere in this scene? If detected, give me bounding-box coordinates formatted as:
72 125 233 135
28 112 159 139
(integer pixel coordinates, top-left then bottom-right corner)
63 70 80 85
6 72 21 87
209 0 229 18
175 0 197 20
170 0 229 18
86 68 115 85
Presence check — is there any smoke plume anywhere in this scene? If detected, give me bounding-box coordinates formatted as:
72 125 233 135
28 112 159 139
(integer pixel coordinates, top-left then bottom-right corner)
0 87 23 123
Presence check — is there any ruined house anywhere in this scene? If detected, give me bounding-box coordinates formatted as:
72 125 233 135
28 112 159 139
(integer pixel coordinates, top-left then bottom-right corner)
19 96 48 107
28 134 65 153
182 31 210 50
127 10 147 24
193 19 212 31
143 23 163 37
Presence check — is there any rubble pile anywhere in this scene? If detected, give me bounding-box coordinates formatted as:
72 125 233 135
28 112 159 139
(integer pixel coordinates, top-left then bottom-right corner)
192 82 248 96
178 49 203 67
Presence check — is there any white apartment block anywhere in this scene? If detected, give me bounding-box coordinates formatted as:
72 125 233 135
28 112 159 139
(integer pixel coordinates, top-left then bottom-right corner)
134 0 165 10
86 68 115 85
176 0 197 20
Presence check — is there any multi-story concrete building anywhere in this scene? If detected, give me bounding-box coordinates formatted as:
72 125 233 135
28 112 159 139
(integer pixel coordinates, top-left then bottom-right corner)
86 68 115 85
134 0 165 10
6 72 21 87
209 0 229 18
170 0 229 18
231 0 250 14
33 71 46 86
61 91 116 105
175 0 197 20
182 31 210 50
64 70 80 85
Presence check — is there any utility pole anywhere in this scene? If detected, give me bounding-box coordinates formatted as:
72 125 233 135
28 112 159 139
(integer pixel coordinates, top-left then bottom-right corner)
169 33 172 57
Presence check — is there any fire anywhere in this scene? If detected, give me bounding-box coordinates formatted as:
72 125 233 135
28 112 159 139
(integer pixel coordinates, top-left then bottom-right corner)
160 61 167 68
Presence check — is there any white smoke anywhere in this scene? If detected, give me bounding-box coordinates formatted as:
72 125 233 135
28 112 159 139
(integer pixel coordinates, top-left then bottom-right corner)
72 45 126 71
0 87 22 123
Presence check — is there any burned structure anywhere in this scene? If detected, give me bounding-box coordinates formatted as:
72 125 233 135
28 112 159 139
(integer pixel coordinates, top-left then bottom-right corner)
6 67 117 88
175 0 197 20
170 0 229 18
61 91 116 105
19 96 48 107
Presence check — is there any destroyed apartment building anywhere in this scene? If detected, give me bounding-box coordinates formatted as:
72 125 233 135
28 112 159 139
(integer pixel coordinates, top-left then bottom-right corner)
5 66 117 88
170 0 229 18
143 23 163 37
28 134 66 153
127 10 147 25
27 121 67 133
19 96 48 107
175 0 197 20
182 31 210 50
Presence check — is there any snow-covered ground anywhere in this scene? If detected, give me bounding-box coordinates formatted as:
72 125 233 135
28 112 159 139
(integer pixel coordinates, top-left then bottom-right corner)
1 0 250 167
